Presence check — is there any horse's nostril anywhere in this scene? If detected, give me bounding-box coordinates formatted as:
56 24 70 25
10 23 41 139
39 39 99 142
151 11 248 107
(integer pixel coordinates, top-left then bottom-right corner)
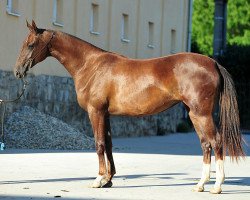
15 70 21 78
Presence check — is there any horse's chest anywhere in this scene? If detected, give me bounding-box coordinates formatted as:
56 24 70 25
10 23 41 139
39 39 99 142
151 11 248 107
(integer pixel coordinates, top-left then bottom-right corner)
76 91 88 110
76 86 108 111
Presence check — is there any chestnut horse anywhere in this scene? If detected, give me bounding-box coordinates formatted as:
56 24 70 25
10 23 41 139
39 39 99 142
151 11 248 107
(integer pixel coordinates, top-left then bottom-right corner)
15 21 245 194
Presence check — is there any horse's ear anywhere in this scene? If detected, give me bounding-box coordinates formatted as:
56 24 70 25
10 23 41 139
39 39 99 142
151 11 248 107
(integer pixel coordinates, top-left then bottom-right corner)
26 20 33 32
31 20 38 33
26 20 38 34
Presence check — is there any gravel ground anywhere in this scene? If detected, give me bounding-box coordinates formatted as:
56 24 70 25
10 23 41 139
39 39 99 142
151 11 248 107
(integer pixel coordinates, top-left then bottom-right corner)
4 106 94 150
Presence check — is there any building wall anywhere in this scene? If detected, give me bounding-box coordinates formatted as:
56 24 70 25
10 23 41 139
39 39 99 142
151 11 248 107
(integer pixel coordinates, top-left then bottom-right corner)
137 0 163 58
0 0 189 77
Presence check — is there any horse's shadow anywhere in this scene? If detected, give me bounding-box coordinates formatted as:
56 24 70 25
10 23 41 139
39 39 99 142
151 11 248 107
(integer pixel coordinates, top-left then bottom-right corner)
114 174 250 194
0 173 182 185
1 173 249 187
1 173 249 194
187 176 250 187
0 176 93 185
224 176 250 187
116 172 186 179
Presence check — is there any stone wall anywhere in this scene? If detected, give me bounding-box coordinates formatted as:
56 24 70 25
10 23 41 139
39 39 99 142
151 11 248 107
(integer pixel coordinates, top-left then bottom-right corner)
0 69 185 137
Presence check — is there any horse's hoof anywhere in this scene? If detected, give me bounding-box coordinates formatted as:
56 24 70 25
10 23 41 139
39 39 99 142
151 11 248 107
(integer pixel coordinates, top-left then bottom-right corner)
91 181 102 188
91 175 111 188
192 185 204 192
210 187 222 194
102 181 113 188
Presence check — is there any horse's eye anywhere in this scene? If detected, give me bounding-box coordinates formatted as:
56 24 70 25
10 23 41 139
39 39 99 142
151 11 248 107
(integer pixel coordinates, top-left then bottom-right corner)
28 43 34 49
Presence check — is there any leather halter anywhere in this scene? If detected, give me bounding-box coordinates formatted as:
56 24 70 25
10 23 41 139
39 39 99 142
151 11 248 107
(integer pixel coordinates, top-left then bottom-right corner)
26 31 55 67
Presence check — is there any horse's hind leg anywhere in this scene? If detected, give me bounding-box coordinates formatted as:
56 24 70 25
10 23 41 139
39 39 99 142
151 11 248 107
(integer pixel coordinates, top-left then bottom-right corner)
189 112 212 192
189 111 225 194
210 134 224 194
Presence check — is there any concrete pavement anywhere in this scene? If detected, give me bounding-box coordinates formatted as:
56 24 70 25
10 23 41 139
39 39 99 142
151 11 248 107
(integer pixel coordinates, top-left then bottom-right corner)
0 133 249 200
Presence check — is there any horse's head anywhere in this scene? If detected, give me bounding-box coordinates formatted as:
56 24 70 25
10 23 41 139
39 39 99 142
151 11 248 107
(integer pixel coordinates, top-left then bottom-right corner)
14 20 54 78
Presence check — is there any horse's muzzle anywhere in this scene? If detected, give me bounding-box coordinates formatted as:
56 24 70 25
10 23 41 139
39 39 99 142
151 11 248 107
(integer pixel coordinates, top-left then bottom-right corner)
15 70 24 79
14 65 27 79
14 59 32 79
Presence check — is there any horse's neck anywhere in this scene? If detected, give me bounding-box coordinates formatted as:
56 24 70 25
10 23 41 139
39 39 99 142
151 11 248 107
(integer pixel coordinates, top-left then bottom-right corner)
49 31 103 78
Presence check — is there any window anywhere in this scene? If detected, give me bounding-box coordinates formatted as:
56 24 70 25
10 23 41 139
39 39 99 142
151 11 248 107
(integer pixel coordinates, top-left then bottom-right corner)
147 22 155 49
90 4 100 35
53 0 63 27
121 14 129 43
171 29 176 54
6 0 20 17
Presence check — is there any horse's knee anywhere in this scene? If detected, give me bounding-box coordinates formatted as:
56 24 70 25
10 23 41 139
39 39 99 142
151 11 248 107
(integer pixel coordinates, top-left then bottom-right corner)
210 136 222 152
96 142 105 155
201 140 212 163
207 135 223 160
201 141 211 152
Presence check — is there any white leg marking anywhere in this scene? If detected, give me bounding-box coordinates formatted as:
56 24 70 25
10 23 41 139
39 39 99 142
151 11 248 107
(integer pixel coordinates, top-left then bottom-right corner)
214 159 225 188
192 163 210 192
92 175 108 188
210 159 225 194
197 163 211 186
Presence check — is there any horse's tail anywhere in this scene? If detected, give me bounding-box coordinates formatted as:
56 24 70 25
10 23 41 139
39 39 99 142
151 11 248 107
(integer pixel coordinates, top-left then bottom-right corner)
217 63 245 161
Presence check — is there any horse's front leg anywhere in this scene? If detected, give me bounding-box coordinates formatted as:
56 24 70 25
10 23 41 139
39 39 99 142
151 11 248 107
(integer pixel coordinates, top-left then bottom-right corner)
88 107 112 188
105 115 116 182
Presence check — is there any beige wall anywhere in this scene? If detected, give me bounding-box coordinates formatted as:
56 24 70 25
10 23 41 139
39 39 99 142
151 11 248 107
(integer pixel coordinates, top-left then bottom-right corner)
137 0 163 58
109 0 139 58
0 0 190 77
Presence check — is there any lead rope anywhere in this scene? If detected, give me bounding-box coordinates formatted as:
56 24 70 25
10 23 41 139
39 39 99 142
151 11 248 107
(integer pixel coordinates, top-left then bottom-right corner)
0 79 28 150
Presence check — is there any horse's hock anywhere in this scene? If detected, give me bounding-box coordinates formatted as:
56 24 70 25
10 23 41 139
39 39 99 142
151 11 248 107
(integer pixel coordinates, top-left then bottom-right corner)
1 69 184 145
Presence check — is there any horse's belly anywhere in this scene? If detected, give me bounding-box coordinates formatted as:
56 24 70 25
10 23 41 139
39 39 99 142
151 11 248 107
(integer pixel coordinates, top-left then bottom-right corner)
108 90 178 116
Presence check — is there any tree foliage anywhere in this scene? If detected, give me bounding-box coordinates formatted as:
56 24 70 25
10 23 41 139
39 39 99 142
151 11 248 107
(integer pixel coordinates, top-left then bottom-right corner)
227 0 250 45
192 0 214 55
192 0 250 55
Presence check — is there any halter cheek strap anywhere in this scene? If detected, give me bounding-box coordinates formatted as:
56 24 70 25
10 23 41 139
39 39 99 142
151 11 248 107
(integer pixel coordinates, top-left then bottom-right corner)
29 31 55 64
